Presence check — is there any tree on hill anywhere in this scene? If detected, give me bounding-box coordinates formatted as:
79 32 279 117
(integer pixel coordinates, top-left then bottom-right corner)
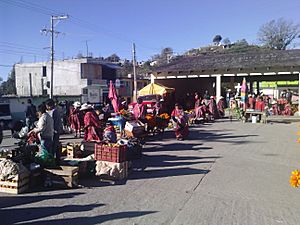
213 35 222 45
222 38 231 45
258 18 300 50
151 47 174 65
235 39 248 46
105 54 120 62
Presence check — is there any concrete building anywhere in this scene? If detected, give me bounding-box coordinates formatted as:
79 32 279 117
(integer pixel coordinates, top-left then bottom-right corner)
15 58 121 103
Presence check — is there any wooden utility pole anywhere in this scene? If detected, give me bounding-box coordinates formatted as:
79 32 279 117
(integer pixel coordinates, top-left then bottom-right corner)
132 43 137 102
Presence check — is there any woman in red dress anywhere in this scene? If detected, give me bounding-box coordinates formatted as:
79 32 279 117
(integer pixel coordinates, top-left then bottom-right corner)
69 101 84 137
217 96 226 117
171 104 189 140
80 104 102 142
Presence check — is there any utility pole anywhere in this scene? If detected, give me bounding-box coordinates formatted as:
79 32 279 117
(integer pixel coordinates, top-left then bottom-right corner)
132 43 137 102
85 40 89 57
41 15 68 99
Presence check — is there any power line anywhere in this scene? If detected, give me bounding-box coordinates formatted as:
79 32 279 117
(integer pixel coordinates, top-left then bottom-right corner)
0 41 44 51
0 64 14 67
0 0 161 59
0 50 47 57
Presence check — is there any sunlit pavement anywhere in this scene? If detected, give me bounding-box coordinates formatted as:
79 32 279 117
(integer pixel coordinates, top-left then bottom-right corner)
1 119 300 225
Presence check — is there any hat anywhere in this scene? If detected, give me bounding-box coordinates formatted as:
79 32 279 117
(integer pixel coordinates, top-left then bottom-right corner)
220 96 224 99
73 101 81 108
271 100 277 105
248 94 252 97
121 101 127 105
159 99 164 102
80 103 92 111
210 96 214 99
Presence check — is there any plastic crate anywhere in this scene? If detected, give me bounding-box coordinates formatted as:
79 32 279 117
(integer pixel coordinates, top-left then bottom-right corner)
94 144 126 163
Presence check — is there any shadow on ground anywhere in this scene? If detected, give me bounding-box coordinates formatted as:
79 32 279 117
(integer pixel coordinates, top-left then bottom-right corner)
0 192 156 225
14 211 157 225
0 191 85 209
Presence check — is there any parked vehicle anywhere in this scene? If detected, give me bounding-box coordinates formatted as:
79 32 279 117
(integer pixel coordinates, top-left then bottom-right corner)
0 125 2 145
0 103 12 129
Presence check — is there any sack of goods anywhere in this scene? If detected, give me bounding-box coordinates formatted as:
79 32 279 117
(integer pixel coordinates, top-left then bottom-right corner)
95 160 128 180
0 159 30 194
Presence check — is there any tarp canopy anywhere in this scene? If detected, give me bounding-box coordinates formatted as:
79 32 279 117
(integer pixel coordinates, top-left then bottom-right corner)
138 83 175 96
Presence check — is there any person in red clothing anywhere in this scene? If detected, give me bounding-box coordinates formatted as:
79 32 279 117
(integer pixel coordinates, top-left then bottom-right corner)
208 96 220 119
80 103 102 142
283 103 293 116
217 96 226 117
255 96 265 112
69 101 84 138
133 98 147 122
171 103 189 140
248 94 255 109
271 100 280 115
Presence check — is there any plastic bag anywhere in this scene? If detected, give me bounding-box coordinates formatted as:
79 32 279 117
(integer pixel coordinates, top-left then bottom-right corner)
35 149 55 167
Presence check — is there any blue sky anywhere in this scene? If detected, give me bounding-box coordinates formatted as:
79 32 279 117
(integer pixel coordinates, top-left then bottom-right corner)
0 0 299 80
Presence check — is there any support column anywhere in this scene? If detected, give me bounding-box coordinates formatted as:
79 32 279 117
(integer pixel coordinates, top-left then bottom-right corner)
230 76 234 91
150 73 155 84
249 81 253 94
256 81 260 95
216 75 221 101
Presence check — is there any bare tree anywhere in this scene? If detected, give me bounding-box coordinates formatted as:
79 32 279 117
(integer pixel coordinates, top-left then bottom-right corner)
258 18 300 50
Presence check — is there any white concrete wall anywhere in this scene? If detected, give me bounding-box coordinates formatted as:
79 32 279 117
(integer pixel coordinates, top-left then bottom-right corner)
15 59 89 97
15 62 44 96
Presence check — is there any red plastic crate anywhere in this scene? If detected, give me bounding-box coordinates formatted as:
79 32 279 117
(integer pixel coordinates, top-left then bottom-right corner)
94 144 127 163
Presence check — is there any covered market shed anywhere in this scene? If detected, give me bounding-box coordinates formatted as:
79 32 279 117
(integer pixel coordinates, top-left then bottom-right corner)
151 49 300 110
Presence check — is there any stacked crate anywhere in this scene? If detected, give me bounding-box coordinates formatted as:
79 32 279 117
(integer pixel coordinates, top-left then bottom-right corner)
44 166 79 188
94 143 128 180
0 170 30 194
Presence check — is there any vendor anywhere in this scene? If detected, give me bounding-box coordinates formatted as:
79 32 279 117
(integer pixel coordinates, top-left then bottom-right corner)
28 104 54 154
133 98 147 122
80 103 102 142
171 103 189 141
103 121 117 143
69 101 84 138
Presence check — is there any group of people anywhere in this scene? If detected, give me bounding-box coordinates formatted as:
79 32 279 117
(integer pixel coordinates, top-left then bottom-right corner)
245 94 293 116
168 91 226 141
26 99 62 165
193 92 226 122
23 99 118 165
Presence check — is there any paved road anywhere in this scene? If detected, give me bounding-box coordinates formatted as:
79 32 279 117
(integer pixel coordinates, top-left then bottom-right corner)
1 119 300 225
